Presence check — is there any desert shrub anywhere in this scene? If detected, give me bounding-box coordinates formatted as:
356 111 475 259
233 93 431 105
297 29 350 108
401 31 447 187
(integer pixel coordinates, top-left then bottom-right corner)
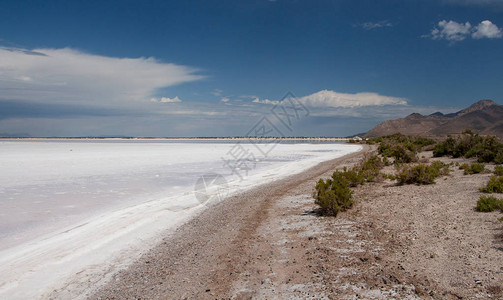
431 161 451 176
396 161 449 185
433 137 457 157
459 163 469 171
494 165 503 176
341 167 364 187
413 136 436 147
377 134 435 161
380 143 417 164
459 163 485 175
480 176 503 193
391 144 417 164
495 152 503 164
476 195 503 212
314 175 353 216
378 142 392 156
358 154 385 182
384 173 397 180
434 133 503 163
470 163 485 174
314 154 385 216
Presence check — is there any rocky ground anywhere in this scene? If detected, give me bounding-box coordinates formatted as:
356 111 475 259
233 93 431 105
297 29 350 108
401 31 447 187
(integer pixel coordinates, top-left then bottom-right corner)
92 147 503 299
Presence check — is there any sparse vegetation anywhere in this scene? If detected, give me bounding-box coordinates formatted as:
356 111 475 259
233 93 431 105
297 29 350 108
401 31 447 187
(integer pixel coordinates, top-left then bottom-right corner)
369 134 436 165
476 195 503 212
480 176 503 193
314 154 384 216
459 163 485 175
357 154 385 182
494 165 503 176
314 175 353 217
434 132 503 164
396 161 450 185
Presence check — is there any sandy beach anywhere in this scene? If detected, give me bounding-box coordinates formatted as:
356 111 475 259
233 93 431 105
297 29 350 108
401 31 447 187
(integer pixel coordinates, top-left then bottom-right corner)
90 146 503 299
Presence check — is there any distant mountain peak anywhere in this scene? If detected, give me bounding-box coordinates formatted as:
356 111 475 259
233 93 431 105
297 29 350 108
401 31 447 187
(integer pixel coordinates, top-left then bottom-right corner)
407 112 423 118
456 99 497 116
364 99 503 138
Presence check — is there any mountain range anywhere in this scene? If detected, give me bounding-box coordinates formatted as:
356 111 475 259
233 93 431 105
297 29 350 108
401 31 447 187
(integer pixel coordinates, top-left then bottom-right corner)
364 100 503 138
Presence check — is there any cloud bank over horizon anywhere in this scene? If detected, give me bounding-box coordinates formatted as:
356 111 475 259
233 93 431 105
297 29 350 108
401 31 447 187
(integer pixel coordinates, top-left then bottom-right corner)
0 47 203 105
251 90 407 108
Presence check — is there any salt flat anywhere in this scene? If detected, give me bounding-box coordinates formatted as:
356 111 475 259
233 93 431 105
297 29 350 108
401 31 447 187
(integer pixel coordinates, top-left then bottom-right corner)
0 139 360 299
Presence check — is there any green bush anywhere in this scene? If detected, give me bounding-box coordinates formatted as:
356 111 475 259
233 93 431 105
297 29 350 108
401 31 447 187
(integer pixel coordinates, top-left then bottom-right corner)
314 154 385 216
494 165 503 176
433 137 457 157
476 195 503 212
470 163 485 174
376 134 436 164
459 163 485 175
340 167 364 187
413 136 437 147
392 144 418 164
314 176 353 216
480 176 503 193
495 152 503 164
396 161 449 185
358 154 385 182
434 133 503 163
459 163 469 171
430 160 451 175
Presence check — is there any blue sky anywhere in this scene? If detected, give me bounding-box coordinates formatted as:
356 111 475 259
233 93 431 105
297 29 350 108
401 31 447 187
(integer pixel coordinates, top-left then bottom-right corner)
0 0 502 137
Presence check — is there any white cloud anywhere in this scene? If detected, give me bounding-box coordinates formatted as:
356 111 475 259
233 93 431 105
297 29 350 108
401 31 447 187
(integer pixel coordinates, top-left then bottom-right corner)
252 97 280 105
361 21 393 30
472 20 503 39
428 20 502 42
431 20 472 41
150 96 182 103
295 90 406 108
0 47 203 105
250 90 406 108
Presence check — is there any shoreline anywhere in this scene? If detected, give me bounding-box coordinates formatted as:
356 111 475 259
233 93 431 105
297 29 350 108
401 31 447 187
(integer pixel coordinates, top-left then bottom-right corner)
92 146 503 299
0 142 363 299
91 145 370 299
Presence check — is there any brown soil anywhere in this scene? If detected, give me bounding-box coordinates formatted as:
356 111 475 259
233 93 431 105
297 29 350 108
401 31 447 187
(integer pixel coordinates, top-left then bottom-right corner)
92 147 503 299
